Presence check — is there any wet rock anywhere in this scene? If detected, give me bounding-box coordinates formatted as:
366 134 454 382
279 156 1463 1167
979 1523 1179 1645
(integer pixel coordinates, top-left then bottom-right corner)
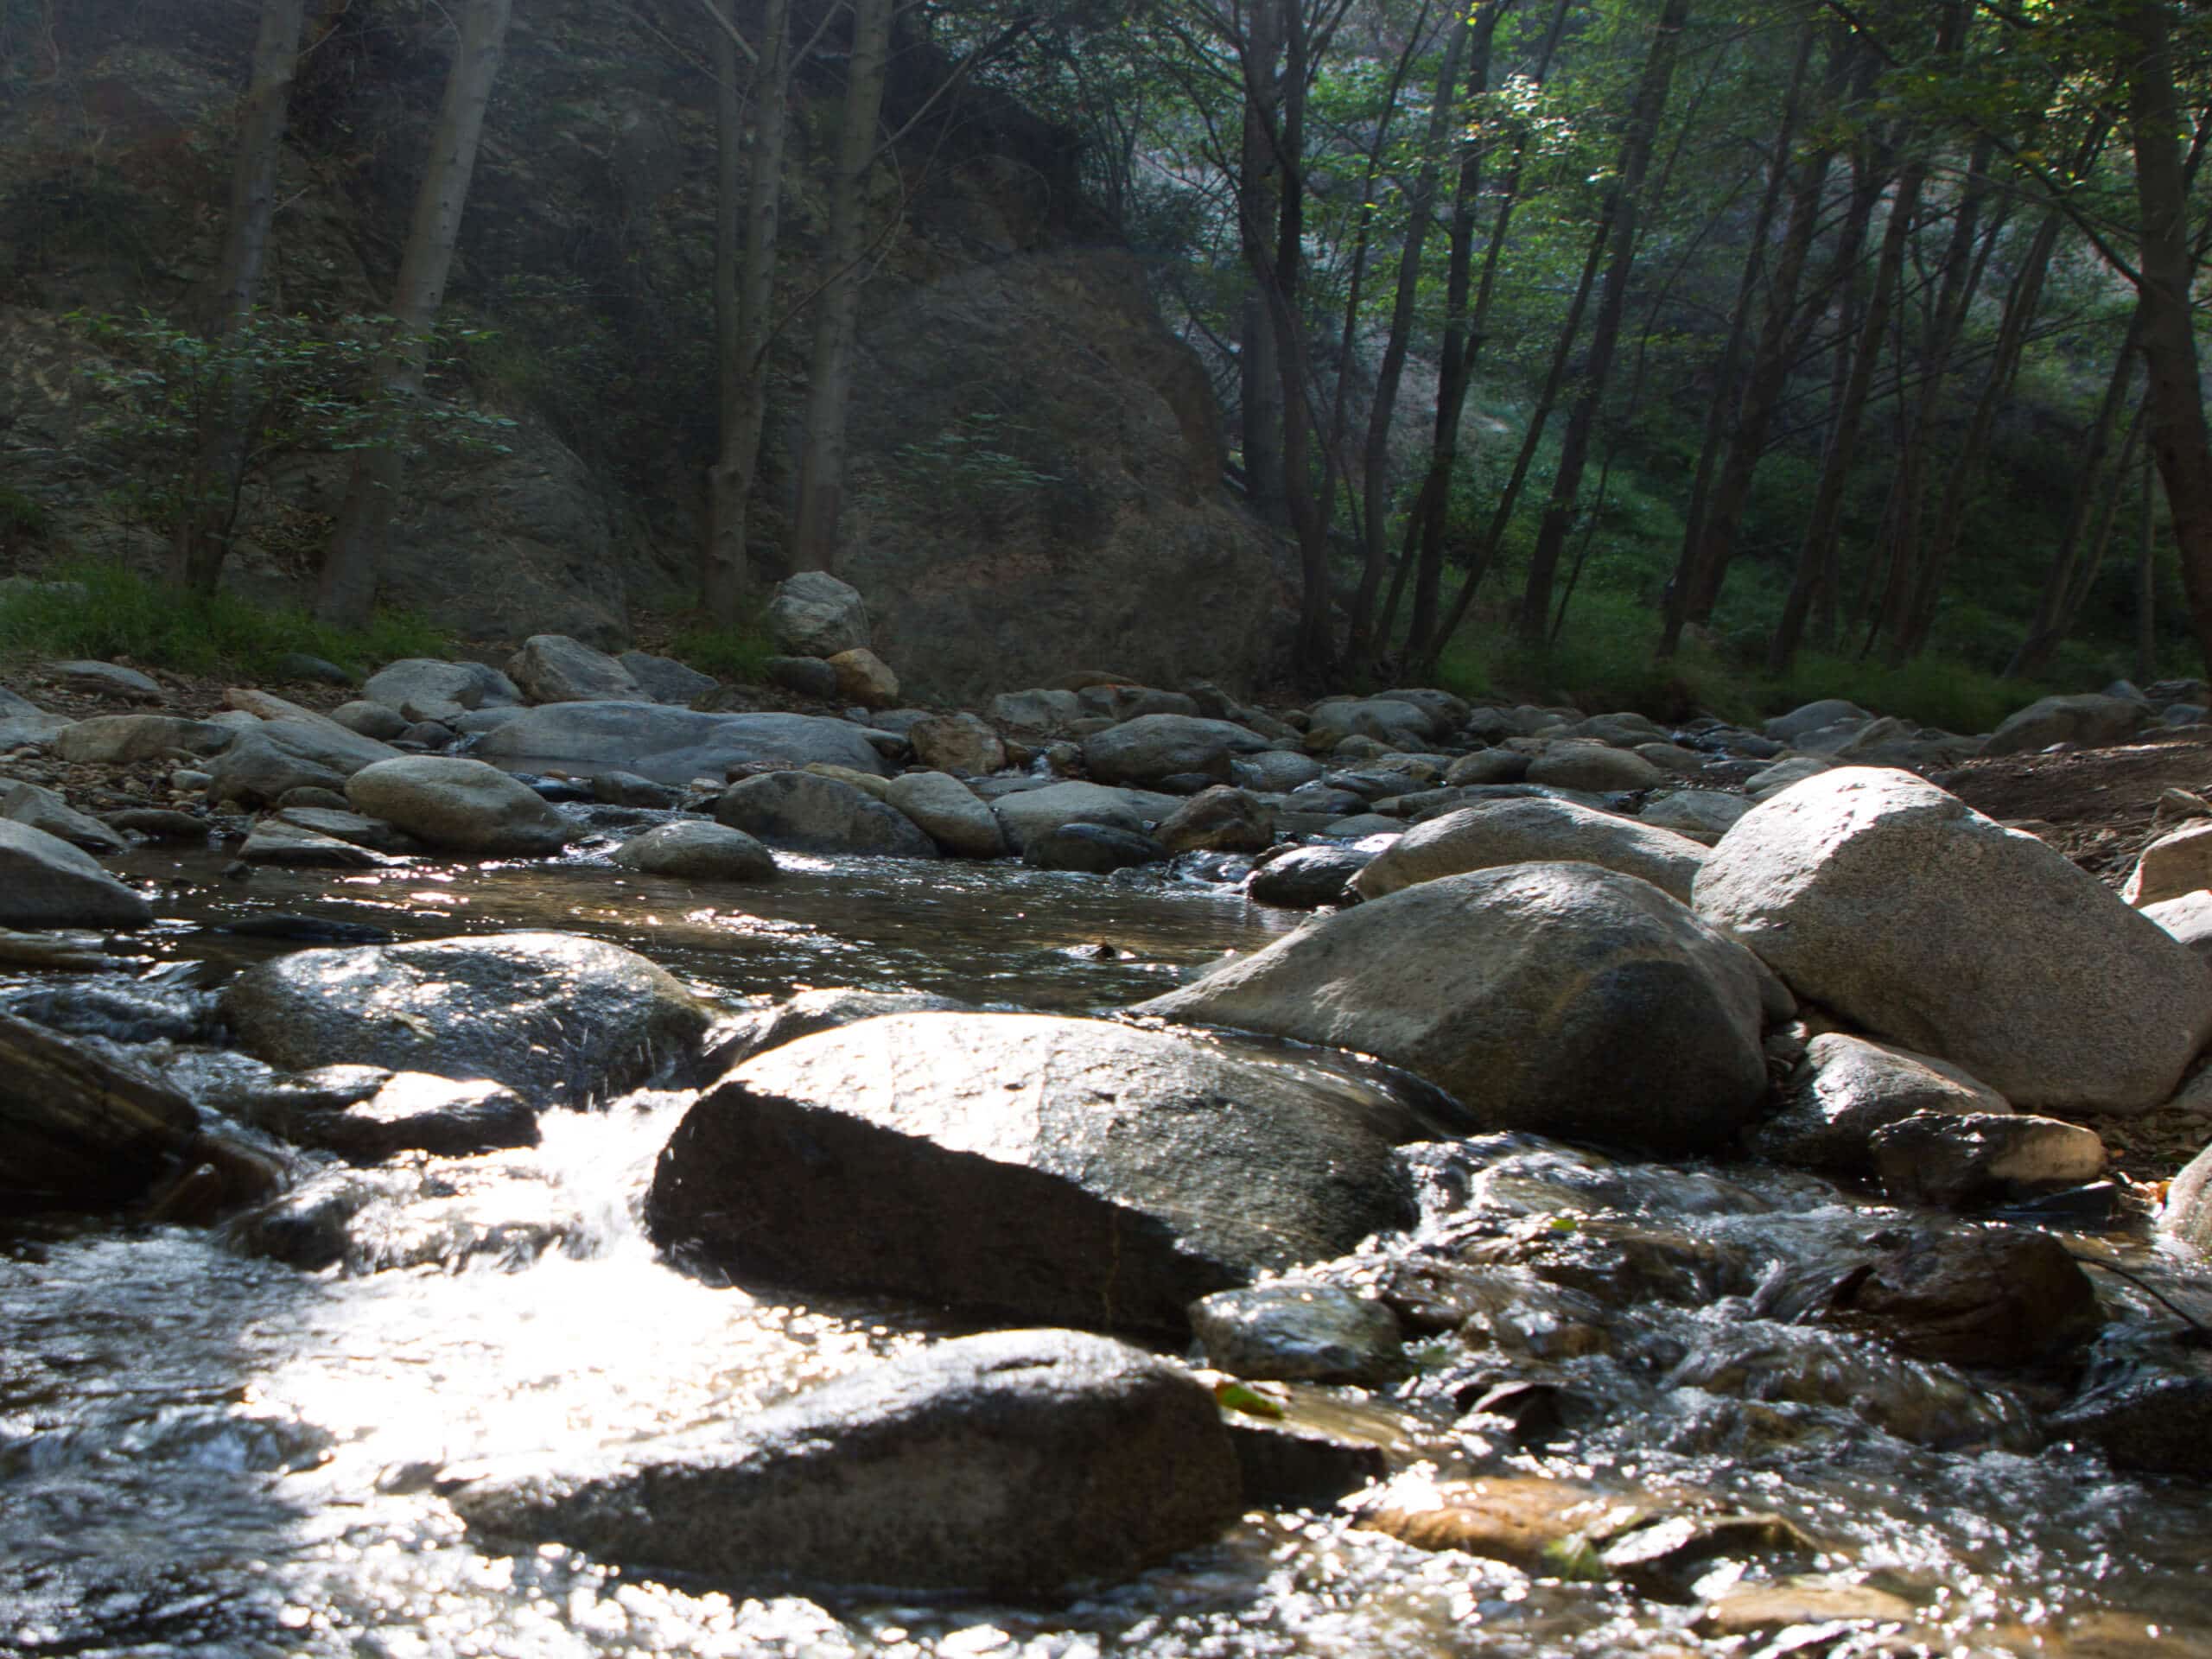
476 703 889 780
2163 1138 2212 1255
1155 785 1272 855
0 927 127 971
907 712 1007 775
2049 1365 2212 1481
332 700 410 740
609 820 777 881
54 714 233 765
271 806 427 855
194 1058 393 1127
1694 768 2212 1116
764 656 841 698
588 771 681 808
240 816 386 868
345 756 571 857
1024 822 1166 873
1820 1225 2102 1368
647 1012 1432 1334
1751 1034 2011 1176
2122 819 2212 907
884 771 1007 857
454 1329 1242 1595
104 807 209 840
1872 1110 2107 1208
0 819 152 928
765 570 871 658
619 651 716 705
292 1073 541 1162
205 718 401 806
990 781 1159 852
1084 714 1268 788
1138 863 1774 1154
1190 1283 1402 1382
228 1156 578 1274
1227 1414 1389 1509
1234 749 1328 792
221 931 713 1106
0 981 218 1045
1525 741 1663 793
703 988 975 1076
1351 797 1707 904
1695 1581 1918 1637
47 659 162 701
0 779 124 851
715 770 938 858
1442 749 1533 787
362 658 522 712
1244 844 1371 908
1351 1473 1637 1570
1982 692 2150 757
825 646 899 709
0 1013 198 1211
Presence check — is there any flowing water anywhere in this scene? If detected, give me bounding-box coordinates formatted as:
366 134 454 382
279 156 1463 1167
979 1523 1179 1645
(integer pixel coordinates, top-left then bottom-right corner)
4 833 2212 1657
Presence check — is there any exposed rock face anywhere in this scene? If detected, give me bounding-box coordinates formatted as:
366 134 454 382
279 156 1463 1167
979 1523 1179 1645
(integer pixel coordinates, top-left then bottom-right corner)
454 1329 1243 1595
345 757 572 857
1351 798 1707 904
1138 863 1775 1154
506 634 643 703
221 932 713 1106
0 820 152 928
1694 768 2212 1116
716 771 939 859
647 1012 1433 1334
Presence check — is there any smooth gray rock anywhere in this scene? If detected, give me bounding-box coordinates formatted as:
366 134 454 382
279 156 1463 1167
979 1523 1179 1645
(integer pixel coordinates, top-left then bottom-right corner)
331 701 410 740
906 713 1006 775
1694 767 2212 1115
988 687 1084 734
1872 1109 2106 1207
48 660 162 701
205 718 402 807
0 780 124 852
1155 785 1272 855
1234 749 1328 792
508 634 643 703
1140 863 1775 1154
884 771 1007 857
1308 698 1434 751
53 715 233 765
1245 845 1371 909
1023 822 1166 873
619 651 716 705
361 659 521 712
703 988 976 1073
475 703 889 781
766 571 870 658
454 1329 1242 1595
270 807 427 856
0 820 152 928
1981 693 2149 757
716 771 938 858
1525 741 1663 793
1745 755 1834 799
1443 749 1534 787
221 932 713 1107
1191 1283 1402 1382
1764 700 1872 745
1751 1034 2012 1176
1351 797 1707 905
647 1012 1436 1333
0 685 67 747
346 757 572 857
1084 714 1268 788
240 817 385 868
609 820 777 881
990 781 1157 852
764 656 842 699
1637 789 1751 846
0 1013 196 1209
589 771 681 809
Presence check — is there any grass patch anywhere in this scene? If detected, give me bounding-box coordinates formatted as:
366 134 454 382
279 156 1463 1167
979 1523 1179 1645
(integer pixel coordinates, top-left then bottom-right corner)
665 615 778 684
0 561 451 681
0 486 54 543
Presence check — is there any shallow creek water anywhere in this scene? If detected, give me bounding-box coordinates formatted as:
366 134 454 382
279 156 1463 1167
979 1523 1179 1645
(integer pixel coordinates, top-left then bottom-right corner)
4 834 2212 1656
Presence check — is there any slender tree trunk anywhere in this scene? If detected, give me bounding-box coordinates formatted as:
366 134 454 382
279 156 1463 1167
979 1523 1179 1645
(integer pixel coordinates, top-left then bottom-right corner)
2120 1 2212 682
2139 442 2161 683
790 0 894 575
173 0 306 596
1237 0 1288 528
316 0 512 628
1513 0 1692 643
702 0 791 624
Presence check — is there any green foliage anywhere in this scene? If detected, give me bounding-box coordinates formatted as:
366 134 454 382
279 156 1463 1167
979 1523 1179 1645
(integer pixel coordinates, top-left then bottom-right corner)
667 614 778 683
0 560 449 678
0 486 53 543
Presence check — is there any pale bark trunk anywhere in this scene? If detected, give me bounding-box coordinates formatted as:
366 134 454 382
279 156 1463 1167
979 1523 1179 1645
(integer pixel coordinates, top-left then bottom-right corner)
317 0 512 628
790 0 894 575
173 0 306 595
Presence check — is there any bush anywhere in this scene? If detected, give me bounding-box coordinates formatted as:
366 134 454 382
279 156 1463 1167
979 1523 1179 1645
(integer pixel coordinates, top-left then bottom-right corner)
666 615 778 684
0 561 450 679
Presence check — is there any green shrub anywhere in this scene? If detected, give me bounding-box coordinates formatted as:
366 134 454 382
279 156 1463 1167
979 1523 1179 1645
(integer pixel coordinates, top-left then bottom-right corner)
0 486 52 543
666 615 778 684
0 561 449 679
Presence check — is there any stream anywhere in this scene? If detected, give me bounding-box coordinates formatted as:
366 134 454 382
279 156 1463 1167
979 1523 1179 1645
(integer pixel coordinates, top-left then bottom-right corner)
3 833 2211 1657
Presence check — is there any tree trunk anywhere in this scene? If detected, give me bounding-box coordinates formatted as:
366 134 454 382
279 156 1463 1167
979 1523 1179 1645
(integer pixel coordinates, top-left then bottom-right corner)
789 0 895 575
172 0 306 596
316 0 512 629
1237 0 1288 528
1514 0 1692 643
702 0 791 625
2139 442 2162 683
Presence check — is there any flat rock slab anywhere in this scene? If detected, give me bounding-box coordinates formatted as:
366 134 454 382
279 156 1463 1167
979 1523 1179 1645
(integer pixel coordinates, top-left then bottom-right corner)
221 931 713 1107
346 756 571 857
454 1328 1242 1595
647 1012 1435 1334
0 1013 198 1210
1351 796 1707 904
0 818 152 929
475 703 890 783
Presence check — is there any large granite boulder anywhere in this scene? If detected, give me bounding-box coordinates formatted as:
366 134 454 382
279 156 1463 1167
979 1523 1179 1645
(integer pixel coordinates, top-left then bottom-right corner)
474 704 889 781
1694 768 2212 1115
647 1012 1438 1333
884 771 1007 857
221 932 713 1106
766 571 870 658
716 771 939 858
608 821 777 881
0 820 152 928
1525 741 1664 793
1154 785 1273 855
454 1329 1242 1595
1351 797 1707 904
1083 714 1267 787
907 713 1007 775
1980 693 2149 757
1308 698 1434 751
506 634 644 703
346 757 571 857
1137 862 1776 1154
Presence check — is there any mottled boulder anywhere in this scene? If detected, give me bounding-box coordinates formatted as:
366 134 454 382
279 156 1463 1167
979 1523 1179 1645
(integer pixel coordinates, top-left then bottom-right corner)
990 781 1156 852
1351 797 1706 905
361 658 521 712
1139 862 1774 1154
1308 698 1433 751
1751 1034 2011 1176
1694 767 2212 1115
884 771 1007 857
0 820 152 928
346 756 572 857
1525 741 1663 793
766 571 870 658
1981 693 2149 757
647 1012 1434 1333
454 1330 1242 1595
1234 748 1328 792
826 647 899 709
715 771 938 858
220 932 713 1106
907 712 1007 775
2144 890 2212 963
1155 785 1272 855
609 820 777 881
1083 714 1266 788
507 634 642 703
